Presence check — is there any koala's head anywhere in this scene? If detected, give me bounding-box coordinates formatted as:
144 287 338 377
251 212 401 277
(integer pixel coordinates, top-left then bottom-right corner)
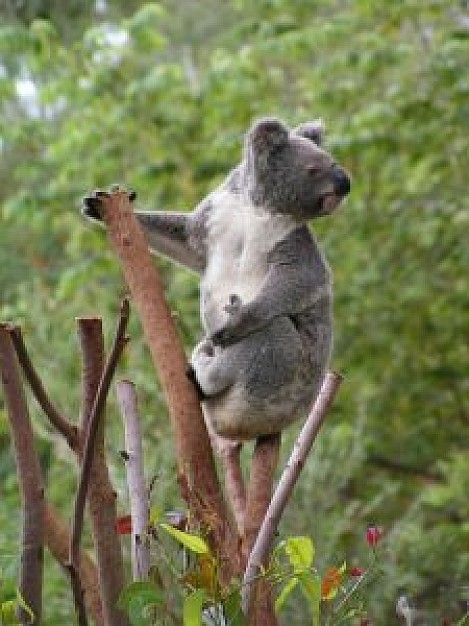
243 117 350 220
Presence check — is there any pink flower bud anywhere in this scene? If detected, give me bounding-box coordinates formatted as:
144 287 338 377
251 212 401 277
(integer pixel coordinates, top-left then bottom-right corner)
366 525 383 546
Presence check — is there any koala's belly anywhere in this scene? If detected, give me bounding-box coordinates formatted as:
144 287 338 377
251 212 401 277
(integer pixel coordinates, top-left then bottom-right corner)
201 243 268 331
200 196 296 332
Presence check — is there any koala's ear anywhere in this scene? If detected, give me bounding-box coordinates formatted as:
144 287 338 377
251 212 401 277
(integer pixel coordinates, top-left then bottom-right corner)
248 117 289 153
294 119 325 146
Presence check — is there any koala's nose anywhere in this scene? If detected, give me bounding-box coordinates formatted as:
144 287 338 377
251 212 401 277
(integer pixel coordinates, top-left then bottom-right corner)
332 166 350 196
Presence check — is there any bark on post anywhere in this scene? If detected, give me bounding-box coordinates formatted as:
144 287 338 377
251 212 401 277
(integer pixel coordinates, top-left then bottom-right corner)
94 189 239 580
71 303 130 626
77 315 129 625
0 325 44 625
243 434 281 626
44 503 103 625
7 313 128 625
117 379 150 581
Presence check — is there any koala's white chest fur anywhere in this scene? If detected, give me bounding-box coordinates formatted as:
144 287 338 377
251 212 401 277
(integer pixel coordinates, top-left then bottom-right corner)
200 189 296 332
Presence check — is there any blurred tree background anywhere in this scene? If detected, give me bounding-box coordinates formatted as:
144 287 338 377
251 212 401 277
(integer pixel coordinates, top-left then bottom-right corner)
0 0 468 622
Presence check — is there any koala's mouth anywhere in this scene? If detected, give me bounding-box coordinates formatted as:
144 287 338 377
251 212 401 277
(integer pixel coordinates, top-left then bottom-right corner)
317 167 350 215
319 193 342 215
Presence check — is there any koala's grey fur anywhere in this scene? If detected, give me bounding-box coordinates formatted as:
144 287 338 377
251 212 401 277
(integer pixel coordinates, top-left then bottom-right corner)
83 118 350 440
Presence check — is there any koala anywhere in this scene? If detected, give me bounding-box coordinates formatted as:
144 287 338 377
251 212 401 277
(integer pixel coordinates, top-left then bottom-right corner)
83 117 350 440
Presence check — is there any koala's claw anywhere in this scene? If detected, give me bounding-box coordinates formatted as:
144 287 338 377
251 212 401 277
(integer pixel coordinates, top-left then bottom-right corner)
82 188 136 220
224 294 242 316
211 326 233 347
109 185 137 202
82 193 105 220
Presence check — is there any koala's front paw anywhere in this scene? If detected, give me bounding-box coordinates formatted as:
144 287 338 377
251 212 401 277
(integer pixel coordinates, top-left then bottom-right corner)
82 188 136 221
82 190 108 220
211 294 243 347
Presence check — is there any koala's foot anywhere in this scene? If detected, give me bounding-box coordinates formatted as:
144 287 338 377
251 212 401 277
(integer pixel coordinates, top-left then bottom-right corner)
211 326 233 348
82 187 136 221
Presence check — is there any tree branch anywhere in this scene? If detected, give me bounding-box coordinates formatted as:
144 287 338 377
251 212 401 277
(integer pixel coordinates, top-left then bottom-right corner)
243 435 281 626
76 313 129 626
242 435 281 565
242 371 343 615
117 379 150 581
8 326 78 449
205 422 246 535
221 443 246 535
44 503 104 626
77 317 106 435
0 324 45 625
92 189 239 579
69 300 130 626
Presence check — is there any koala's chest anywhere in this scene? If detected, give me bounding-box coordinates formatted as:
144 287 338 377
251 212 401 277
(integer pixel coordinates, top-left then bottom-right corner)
200 195 295 330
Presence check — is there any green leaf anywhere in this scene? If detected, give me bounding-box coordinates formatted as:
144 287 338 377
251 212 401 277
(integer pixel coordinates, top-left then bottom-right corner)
159 523 211 555
126 3 166 29
0 599 21 625
283 536 315 573
149 506 162 526
15 590 34 624
0 589 33 625
183 589 206 626
224 588 247 626
118 581 164 626
275 576 299 613
298 571 321 626
125 3 167 52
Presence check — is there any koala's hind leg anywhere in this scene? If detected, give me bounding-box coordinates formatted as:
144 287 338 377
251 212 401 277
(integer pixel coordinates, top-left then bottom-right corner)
190 339 237 397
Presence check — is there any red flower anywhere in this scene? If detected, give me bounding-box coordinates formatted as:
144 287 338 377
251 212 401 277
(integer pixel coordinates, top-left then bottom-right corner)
115 514 132 535
350 566 365 577
366 525 383 547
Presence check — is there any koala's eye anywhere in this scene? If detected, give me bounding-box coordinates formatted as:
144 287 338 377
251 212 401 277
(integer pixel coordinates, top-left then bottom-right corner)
307 166 321 176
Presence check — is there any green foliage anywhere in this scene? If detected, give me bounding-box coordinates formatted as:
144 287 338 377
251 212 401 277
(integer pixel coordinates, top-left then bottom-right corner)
183 589 205 626
273 536 367 625
0 583 34 626
118 581 164 626
0 0 469 622
159 524 211 556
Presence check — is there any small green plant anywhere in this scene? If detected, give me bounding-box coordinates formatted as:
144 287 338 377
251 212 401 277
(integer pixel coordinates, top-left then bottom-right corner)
117 522 383 626
0 573 34 626
117 518 246 626
117 520 469 626
270 530 380 626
